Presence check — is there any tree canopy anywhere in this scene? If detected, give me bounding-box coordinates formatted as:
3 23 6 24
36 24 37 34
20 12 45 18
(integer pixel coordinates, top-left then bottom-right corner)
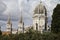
51 4 60 33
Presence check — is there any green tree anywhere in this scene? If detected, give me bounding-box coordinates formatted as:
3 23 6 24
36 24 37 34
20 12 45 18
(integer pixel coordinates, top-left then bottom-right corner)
0 30 2 35
51 4 60 33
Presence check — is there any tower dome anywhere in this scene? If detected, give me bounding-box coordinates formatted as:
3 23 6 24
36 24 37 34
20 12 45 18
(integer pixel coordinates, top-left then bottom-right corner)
34 2 46 14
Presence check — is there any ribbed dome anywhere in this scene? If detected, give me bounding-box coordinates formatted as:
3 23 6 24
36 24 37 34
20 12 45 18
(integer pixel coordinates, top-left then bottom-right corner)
34 2 46 14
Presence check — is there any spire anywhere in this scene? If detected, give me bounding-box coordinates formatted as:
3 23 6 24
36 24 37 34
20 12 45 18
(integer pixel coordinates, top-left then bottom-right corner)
40 0 42 4
7 14 12 24
40 0 42 3
19 12 23 23
27 0 29 2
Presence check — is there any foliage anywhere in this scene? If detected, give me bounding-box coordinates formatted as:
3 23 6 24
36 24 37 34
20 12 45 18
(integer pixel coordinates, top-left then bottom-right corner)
0 30 2 35
0 29 60 40
51 4 60 33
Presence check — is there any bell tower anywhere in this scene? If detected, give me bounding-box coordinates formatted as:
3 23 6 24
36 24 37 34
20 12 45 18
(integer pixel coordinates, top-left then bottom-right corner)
18 13 24 34
33 0 47 33
6 14 12 34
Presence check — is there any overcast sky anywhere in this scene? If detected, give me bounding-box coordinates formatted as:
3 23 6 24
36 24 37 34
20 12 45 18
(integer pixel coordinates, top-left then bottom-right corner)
0 0 60 31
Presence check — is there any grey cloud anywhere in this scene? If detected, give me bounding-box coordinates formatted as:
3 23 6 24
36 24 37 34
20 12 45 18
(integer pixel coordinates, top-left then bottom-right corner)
0 0 60 21
0 0 7 21
0 0 7 14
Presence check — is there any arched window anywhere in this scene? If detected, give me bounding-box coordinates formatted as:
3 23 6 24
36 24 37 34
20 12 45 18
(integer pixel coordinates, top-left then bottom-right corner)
36 23 38 31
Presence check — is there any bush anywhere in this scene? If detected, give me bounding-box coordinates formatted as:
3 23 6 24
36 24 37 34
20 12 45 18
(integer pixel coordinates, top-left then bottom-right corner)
0 29 60 40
